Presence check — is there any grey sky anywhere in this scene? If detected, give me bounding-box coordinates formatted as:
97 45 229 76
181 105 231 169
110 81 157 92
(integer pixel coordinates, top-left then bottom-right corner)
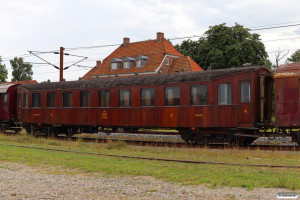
0 0 299 82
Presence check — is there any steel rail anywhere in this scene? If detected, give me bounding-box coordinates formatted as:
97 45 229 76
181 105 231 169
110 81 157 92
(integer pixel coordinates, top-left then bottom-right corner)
0 143 299 169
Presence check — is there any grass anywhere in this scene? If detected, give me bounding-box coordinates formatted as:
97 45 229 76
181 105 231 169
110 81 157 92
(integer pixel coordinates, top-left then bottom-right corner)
0 133 299 190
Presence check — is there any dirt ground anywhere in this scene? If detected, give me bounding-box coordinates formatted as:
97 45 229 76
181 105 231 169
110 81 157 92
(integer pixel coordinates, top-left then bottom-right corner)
0 161 298 200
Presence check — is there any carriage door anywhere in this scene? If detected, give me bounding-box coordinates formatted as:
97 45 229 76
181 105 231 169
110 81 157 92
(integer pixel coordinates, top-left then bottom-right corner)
259 75 273 123
239 81 252 126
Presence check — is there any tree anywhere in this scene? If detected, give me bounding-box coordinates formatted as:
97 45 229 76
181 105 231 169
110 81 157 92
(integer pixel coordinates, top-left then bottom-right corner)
10 57 33 82
286 49 300 63
274 49 289 68
0 56 8 83
175 23 269 70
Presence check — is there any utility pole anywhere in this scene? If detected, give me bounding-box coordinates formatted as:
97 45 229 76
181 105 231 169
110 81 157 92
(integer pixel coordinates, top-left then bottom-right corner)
29 48 88 82
60 47 64 82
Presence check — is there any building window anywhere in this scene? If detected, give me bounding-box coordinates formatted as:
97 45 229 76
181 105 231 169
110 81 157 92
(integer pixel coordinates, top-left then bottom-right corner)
190 85 208 105
119 89 131 107
123 62 130 69
32 93 41 107
23 93 28 107
218 83 231 105
166 58 169 65
241 82 250 103
135 55 148 68
63 92 73 107
141 88 155 106
80 91 91 107
136 60 143 68
165 87 180 106
123 57 134 69
18 94 21 107
111 63 118 70
47 93 56 107
110 58 122 70
99 90 110 107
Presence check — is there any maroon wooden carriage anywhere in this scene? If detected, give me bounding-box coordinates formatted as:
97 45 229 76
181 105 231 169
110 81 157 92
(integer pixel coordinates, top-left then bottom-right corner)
274 63 300 143
0 83 18 124
17 66 272 144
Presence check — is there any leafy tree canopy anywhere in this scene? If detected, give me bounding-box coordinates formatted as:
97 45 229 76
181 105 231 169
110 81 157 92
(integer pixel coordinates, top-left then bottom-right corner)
286 49 300 63
10 57 33 82
175 23 269 70
0 56 8 83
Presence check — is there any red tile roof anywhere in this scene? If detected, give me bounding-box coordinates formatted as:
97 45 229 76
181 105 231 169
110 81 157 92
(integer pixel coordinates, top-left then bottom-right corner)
82 34 203 79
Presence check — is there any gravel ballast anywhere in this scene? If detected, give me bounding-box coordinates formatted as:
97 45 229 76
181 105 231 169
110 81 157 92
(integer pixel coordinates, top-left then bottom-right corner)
0 162 298 200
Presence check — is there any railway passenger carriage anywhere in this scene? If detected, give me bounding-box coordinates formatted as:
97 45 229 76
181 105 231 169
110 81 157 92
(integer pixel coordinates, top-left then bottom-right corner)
17 66 273 145
0 83 18 124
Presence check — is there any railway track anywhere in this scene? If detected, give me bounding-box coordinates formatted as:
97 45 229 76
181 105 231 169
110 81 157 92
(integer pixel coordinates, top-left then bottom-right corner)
0 143 299 169
54 134 300 152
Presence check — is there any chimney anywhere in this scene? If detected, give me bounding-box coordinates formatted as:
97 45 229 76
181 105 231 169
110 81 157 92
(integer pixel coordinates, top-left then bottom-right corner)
96 60 102 69
123 37 130 46
156 32 164 42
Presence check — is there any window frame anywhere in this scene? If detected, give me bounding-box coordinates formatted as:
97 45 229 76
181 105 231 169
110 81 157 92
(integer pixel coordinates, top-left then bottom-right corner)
111 63 118 70
119 89 132 107
165 86 180 106
47 92 56 107
3 94 8 106
218 83 232 105
80 91 91 107
166 58 170 65
23 93 28 108
190 84 208 105
241 82 251 103
141 88 155 107
63 92 73 108
32 93 41 108
99 90 110 107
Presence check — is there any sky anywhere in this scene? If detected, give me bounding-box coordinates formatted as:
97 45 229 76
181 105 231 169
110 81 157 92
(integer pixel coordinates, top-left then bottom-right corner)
0 0 300 82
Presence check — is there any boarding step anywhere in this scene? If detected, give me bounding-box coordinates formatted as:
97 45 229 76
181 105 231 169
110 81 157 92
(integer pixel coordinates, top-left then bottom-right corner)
9 126 23 129
5 130 16 134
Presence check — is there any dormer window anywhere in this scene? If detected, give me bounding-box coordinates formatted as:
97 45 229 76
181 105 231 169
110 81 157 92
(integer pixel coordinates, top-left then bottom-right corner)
111 63 118 70
110 58 122 70
166 58 169 65
135 55 149 68
122 57 135 69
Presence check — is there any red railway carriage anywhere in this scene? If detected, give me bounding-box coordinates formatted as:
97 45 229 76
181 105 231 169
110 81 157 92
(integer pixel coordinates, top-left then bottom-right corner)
17 66 272 144
0 83 18 123
274 63 300 143
0 81 38 132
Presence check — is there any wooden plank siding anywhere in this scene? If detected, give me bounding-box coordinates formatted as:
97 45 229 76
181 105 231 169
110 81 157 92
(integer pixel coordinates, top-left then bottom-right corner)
17 67 272 130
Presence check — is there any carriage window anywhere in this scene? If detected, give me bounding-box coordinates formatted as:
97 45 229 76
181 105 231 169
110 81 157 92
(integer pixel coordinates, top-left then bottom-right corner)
99 90 110 107
80 91 91 107
18 94 21 107
141 88 155 106
119 89 131 107
32 93 41 107
3 94 8 106
23 93 28 107
241 82 250 103
47 93 56 107
190 85 208 105
165 87 180 106
63 92 73 107
218 83 231 105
